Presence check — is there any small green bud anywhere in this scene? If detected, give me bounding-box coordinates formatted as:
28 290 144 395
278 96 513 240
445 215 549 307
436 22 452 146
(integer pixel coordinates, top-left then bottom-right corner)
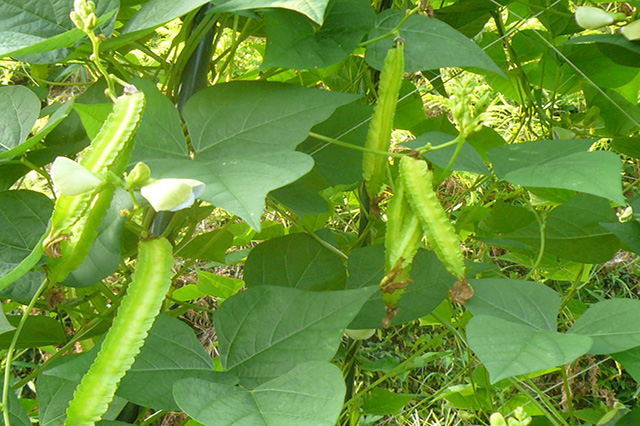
69 11 84 30
85 13 97 30
125 162 152 189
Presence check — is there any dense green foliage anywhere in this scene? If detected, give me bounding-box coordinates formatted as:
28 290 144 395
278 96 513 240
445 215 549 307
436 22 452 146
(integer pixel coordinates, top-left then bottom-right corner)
1 1 640 425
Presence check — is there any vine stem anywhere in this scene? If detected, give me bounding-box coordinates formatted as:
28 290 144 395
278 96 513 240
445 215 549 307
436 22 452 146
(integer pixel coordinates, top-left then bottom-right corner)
2 278 49 426
523 209 547 281
308 131 405 159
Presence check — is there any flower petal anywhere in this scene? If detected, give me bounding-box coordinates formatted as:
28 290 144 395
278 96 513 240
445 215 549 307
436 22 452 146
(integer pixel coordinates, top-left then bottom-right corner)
140 178 206 212
50 156 104 196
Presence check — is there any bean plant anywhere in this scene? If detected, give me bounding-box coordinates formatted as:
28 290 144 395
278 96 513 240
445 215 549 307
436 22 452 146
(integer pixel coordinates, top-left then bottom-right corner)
1 0 640 425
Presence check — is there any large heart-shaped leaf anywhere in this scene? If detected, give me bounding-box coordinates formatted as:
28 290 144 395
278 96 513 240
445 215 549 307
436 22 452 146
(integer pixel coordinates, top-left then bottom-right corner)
467 315 592 383
174 362 345 426
262 0 375 69
215 286 375 387
146 81 357 229
129 77 190 163
501 193 621 264
211 0 331 24
489 139 625 205
365 10 504 76
44 315 215 410
569 299 640 355
298 102 372 187
465 279 561 331
243 233 347 291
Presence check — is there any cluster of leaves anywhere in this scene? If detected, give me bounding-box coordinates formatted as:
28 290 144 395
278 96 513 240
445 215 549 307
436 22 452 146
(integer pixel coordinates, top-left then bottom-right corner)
2 0 640 425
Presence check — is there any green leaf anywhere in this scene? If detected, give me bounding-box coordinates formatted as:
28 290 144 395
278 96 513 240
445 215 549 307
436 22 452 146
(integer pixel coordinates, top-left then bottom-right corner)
0 315 66 349
0 304 13 336
489 139 624 205
44 315 216 410
564 34 640 67
147 81 357 230
601 221 640 256
584 85 640 136
298 102 372 187
0 86 40 157
569 299 640 355
435 0 505 37
269 171 330 216
501 193 621 264
0 378 29 426
63 188 132 288
262 0 375 69
178 229 234 263
37 373 127 426
404 131 490 174
612 137 640 159
215 286 376 387
129 77 190 163
362 389 415 416
0 1 118 61
0 190 52 283
243 233 347 291
465 279 561 331
467 315 592 383
174 362 345 426
211 0 331 24
197 270 244 300
612 347 640 383
74 103 112 139
346 247 454 329
365 10 504 76
122 0 211 34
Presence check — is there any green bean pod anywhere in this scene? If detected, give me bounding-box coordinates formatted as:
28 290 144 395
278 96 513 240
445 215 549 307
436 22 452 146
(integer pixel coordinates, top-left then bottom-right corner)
65 237 173 426
44 89 145 283
399 156 466 279
363 39 405 198
384 181 422 273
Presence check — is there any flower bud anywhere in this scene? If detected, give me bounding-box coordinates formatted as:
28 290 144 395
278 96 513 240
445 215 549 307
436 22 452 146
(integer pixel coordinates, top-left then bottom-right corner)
621 19 640 41
125 162 151 189
575 6 624 30
85 13 97 31
140 178 206 212
50 156 104 196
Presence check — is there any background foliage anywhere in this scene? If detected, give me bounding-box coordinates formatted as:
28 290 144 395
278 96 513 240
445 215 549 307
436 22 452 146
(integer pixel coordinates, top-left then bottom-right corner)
2 0 640 425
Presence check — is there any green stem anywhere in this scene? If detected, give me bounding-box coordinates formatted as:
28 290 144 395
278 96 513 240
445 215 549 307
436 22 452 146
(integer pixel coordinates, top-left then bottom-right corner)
308 131 405 158
2 279 49 426
523 210 547 281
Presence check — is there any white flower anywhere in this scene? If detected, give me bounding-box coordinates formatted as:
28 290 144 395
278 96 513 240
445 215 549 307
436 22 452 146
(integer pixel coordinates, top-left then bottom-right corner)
140 178 205 212
575 6 617 30
50 156 104 196
621 20 640 41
